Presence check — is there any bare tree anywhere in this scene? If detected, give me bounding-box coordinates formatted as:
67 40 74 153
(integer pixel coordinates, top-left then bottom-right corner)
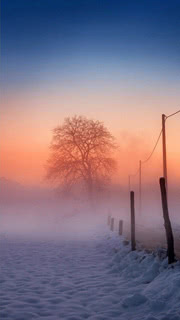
46 115 116 199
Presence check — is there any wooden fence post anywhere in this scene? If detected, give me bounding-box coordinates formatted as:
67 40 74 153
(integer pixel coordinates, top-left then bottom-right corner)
159 177 175 264
110 217 114 231
130 191 136 251
119 220 123 236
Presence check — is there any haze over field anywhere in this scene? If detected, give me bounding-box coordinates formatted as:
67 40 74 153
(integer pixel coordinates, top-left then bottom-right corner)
1 1 180 320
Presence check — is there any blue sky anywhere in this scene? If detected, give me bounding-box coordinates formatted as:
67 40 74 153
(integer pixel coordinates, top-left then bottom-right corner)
2 0 180 92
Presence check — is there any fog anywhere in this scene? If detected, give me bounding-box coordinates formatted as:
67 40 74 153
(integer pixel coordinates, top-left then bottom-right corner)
0 199 105 242
0 177 106 241
1 176 180 254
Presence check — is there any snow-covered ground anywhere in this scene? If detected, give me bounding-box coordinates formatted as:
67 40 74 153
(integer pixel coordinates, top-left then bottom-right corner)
1 224 180 320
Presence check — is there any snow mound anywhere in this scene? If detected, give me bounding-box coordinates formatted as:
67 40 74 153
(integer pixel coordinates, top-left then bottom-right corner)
122 293 147 307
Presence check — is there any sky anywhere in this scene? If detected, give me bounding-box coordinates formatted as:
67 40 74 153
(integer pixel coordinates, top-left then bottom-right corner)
1 0 180 186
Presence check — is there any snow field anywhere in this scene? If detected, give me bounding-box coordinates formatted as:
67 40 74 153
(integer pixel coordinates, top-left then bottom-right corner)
1 226 180 319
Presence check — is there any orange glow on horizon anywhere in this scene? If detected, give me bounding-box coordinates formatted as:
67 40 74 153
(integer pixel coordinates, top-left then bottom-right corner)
1 90 180 187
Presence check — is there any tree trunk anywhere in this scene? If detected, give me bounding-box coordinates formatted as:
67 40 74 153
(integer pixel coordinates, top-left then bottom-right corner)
86 178 94 206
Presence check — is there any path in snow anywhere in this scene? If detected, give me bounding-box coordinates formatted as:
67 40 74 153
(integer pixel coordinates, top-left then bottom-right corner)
1 225 180 320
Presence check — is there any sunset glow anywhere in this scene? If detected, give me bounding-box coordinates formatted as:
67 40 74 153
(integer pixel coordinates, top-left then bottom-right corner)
1 0 180 187
1 2 180 319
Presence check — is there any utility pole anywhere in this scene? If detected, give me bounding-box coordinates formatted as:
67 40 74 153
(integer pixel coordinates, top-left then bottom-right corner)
162 114 168 190
139 160 142 215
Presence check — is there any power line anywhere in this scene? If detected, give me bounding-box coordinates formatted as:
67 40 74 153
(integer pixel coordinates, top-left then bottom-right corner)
166 109 180 119
129 108 180 176
127 108 180 218
129 128 163 180
142 129 162 164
